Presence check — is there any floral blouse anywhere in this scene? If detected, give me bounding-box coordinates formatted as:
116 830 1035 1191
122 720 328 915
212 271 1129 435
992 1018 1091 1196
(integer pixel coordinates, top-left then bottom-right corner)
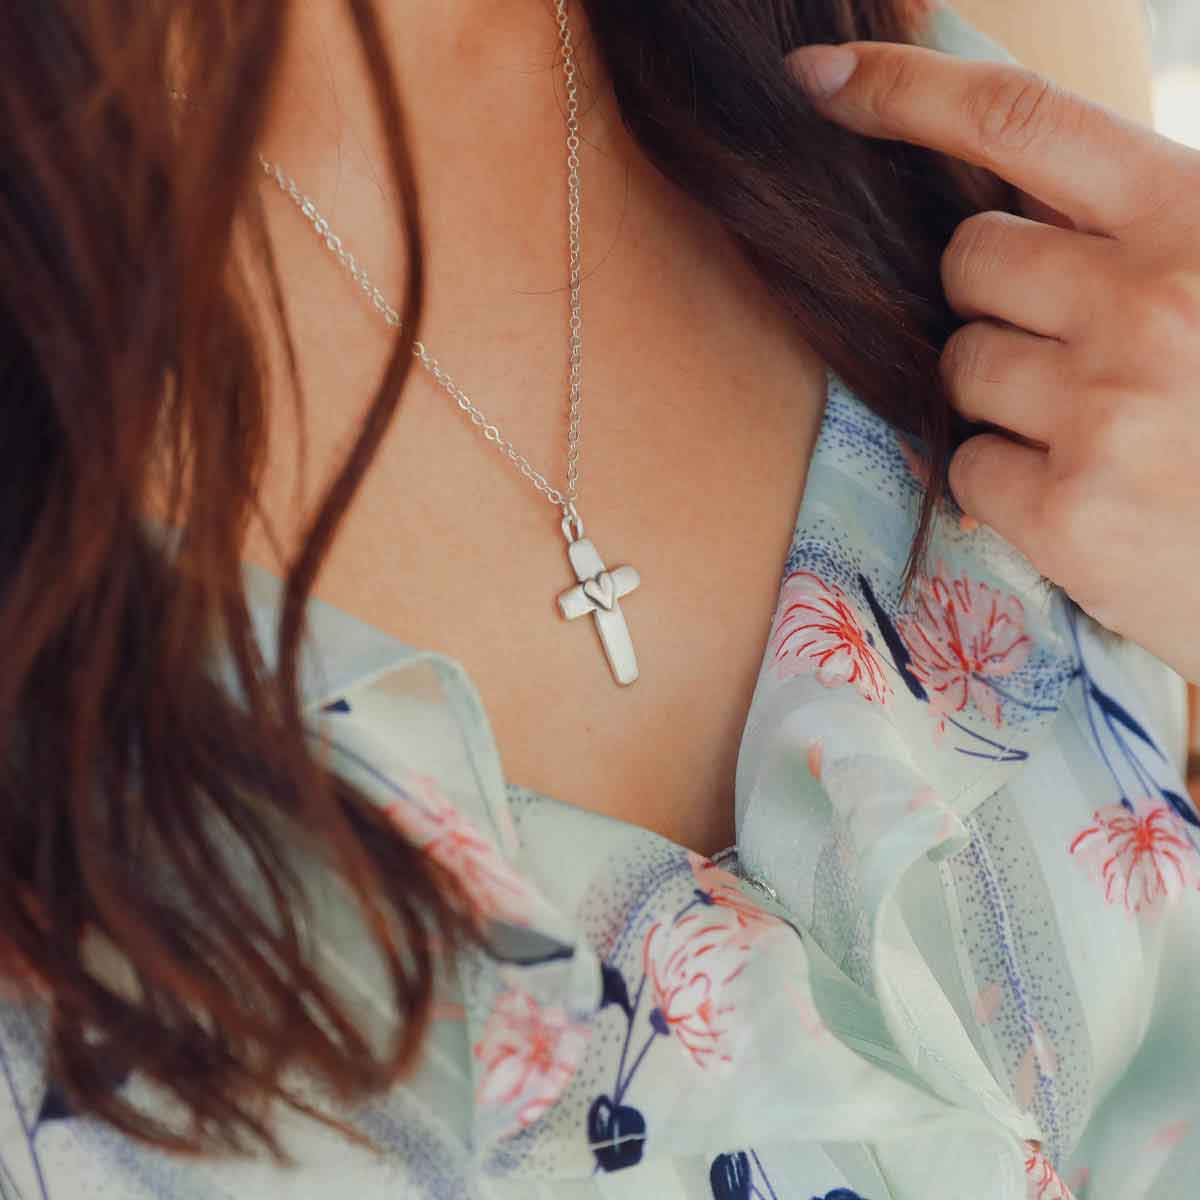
2 8 1193 1200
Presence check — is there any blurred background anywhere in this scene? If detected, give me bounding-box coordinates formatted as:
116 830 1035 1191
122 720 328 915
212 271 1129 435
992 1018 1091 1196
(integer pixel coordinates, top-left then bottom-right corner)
1149 0 1200 146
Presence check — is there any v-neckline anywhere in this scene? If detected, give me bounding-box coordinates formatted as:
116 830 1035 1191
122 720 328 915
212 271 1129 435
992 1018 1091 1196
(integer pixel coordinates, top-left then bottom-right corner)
496 364 838 856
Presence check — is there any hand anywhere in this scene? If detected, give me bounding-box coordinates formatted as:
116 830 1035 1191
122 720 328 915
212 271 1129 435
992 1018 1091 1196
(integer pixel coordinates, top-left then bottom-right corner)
787 40 1200 684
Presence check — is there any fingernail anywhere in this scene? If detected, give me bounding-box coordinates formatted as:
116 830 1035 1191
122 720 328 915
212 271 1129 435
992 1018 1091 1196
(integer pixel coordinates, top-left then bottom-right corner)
788 44 858 98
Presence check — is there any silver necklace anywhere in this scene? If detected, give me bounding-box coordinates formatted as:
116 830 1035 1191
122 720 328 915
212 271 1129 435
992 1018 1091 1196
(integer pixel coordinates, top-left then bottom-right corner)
255 0 641 686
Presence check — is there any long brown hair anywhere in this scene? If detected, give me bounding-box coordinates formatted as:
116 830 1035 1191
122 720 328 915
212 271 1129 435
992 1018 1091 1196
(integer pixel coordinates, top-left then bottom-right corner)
0 0 1011 1159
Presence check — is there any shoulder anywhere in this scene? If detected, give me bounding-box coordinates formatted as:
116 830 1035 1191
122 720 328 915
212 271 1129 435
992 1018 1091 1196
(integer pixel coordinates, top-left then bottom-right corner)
942 0 1155 123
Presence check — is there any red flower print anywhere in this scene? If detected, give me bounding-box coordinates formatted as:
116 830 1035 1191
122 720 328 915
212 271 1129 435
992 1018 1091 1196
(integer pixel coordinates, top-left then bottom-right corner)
473 985 590 1133
1025 1143 1074 1199
384 773 534 928
897 566 1032 727
687 852 780 933
642 901 776 1070
1070 798 1200 914
769 571 891 704
807 738 824 780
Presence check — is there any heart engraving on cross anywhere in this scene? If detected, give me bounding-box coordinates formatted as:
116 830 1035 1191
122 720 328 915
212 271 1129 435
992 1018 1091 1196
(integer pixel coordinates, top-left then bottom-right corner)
556 510 640 686
582 571 615 612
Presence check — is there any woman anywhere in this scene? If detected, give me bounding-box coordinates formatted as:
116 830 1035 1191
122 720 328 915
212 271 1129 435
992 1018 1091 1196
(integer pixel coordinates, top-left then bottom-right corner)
1 0 1194 1197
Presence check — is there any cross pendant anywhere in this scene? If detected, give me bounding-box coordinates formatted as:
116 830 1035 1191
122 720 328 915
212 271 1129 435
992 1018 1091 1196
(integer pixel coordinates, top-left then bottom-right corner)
556 519 640 686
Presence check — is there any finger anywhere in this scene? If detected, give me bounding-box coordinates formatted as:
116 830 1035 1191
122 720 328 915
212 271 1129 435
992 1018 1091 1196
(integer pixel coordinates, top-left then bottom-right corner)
786 41 1182 239
941 210 1119 339
1017 191 1075 231
941 321 1065 444
947 433 1049 547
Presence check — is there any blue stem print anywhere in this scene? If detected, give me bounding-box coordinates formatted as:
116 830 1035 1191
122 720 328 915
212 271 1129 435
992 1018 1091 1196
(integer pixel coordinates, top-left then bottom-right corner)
1067 604 1200 844
971 674 1058 716
941 713 1027 764
752 1150 781 1200
0 1037 50 1200
609 975 647 1105
858 574 926 702
588 888 724 1173
586 1093 647 1174
860 574 1030 764
707 1149 785 1200
708 1151 868 1200
589 960 652 1172
709 1151 754 1200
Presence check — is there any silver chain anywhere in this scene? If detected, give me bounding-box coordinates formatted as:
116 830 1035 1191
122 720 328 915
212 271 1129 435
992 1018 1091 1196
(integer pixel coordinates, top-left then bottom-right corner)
254 0 585 515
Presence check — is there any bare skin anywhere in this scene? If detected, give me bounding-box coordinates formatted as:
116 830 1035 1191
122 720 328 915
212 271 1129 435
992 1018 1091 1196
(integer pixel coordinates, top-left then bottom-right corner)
237 0 1151 856
240 0 826 857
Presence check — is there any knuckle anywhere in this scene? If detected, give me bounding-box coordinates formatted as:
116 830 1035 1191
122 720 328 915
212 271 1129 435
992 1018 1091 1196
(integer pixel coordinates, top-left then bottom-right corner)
1169 153 1200 237
967 69 1067 154
1084 395 1149 463
1119 145 1200 240
1083 413 1126 464
947 440 983 507
949 433 983 480
943 212 1016 299
949 433 1003 501
1039 473 1095 556
941 326 991 391
868 49 926 132
1128 271 1200 355
941 324 1016 400
1065 274 1113 347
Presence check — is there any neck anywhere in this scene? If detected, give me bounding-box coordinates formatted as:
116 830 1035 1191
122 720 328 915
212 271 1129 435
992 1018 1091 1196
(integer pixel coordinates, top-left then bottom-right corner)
259 0 613 193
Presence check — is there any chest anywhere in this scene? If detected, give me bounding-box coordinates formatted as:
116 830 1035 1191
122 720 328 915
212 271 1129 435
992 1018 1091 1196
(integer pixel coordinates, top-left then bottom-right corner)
242 226 827 855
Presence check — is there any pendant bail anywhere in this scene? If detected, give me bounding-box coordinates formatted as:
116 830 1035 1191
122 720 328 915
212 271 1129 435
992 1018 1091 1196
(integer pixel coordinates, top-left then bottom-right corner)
560 500 585 544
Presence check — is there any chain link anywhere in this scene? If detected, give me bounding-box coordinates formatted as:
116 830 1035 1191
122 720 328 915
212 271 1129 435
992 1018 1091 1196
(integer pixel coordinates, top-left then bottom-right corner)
255 0 585 514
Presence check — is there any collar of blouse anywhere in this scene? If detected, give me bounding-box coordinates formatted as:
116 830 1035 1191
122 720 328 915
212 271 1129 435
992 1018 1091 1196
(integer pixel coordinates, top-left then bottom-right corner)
215 372 1085 1189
